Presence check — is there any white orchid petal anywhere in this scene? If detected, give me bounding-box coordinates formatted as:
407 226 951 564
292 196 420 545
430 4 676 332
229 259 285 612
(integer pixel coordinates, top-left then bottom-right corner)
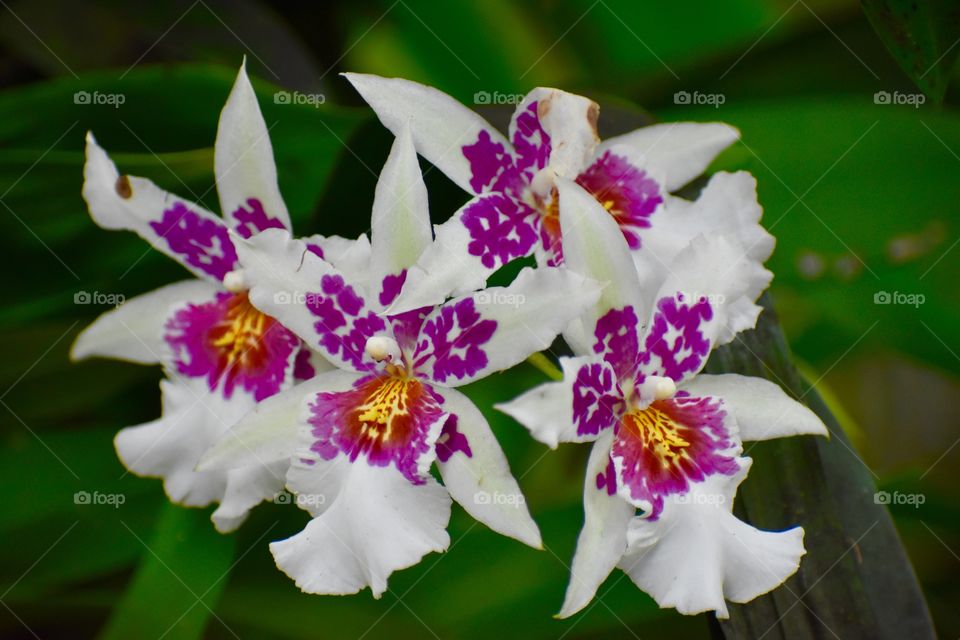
343 73 508 195
413 266 600 387
558 431 634 618
681 374 827 442
432 386 541 548
215 59 291 234
618 459 805 618
71 279 218 364
599 122 739 191
84 133 237 283
556 177 645 353
272 457 451 597
369 123 433 305
199 369 363 472
211 460 289 532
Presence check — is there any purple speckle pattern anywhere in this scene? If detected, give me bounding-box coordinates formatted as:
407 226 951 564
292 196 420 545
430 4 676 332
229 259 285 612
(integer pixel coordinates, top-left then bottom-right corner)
305 273 386 371
164 291 298 401
462 130 514 194
510 101 551 178
461 194 538 269
611 394 738 519
595 457 618 496
575 152 662 250
593 306 641 381
306 374 447 484
435 415 473 463
572 361 622 437
414 297 497 384
390 306 431 357
637 295 713 383
231 197 286 239
379 270 408 307
148 203 238 280
292 347 316 381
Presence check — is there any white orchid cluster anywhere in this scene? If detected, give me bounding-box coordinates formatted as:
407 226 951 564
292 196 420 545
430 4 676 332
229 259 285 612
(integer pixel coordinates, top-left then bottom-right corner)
73 62 827 618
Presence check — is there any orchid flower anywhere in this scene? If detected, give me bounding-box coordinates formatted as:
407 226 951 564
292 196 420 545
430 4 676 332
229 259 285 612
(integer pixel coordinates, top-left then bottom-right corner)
343 74 759 314
70 61 336 532
496 179 828 617
200 125 601 596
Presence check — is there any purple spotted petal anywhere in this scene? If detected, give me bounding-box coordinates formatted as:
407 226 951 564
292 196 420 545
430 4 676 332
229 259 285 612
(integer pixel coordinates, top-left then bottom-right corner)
413 297 497 384
305 274 386 371
611 393 738 519
593 306 641 381
232 197 286 239
510 101 551 178
292 347 316 381
390 306 432 360
149 203 238 281
573 361 623 438
461 194 539 269
306 373 447 484
576 151 663 249
595 457 618 496
637 295 713 383
379 270 407 307
463 129 514 194
165 291 299 401
435 415 473 462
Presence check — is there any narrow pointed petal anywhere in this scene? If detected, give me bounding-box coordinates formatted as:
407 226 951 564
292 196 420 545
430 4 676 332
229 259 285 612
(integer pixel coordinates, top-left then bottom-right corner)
681 374 828 442
84 133 238 282
343 73 509 195
272 458 451 597
71 280 218 364
558 431 634 618
598 122 739 191
432 386 541 548
215 60 291 235
495 355 618 447
235 229 385 372
412 266 600 387
199 369 363 471
618 460 805 618
557 177 645 353
369 124 433 307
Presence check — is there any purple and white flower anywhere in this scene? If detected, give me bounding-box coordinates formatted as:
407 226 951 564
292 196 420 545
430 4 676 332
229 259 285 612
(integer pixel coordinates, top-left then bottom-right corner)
71 61 336 532
496 179 828 617
343 74 763 313
201 126 601 596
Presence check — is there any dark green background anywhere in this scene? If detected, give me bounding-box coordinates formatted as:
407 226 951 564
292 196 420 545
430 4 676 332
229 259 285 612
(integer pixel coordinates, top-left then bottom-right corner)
1 1 958 638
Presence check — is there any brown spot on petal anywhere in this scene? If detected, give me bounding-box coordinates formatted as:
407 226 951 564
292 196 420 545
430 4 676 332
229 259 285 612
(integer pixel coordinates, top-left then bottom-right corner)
586 101 600 138
115 175 132 199
537 93 554 120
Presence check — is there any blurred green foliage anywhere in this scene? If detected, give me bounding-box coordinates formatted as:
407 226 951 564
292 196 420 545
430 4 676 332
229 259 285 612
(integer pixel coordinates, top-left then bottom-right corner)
1 0 958 638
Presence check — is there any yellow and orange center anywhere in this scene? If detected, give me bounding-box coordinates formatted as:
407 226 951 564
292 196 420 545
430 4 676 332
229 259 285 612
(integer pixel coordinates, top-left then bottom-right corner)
344 374 427 452
207 292 276 374
621 403 691 468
